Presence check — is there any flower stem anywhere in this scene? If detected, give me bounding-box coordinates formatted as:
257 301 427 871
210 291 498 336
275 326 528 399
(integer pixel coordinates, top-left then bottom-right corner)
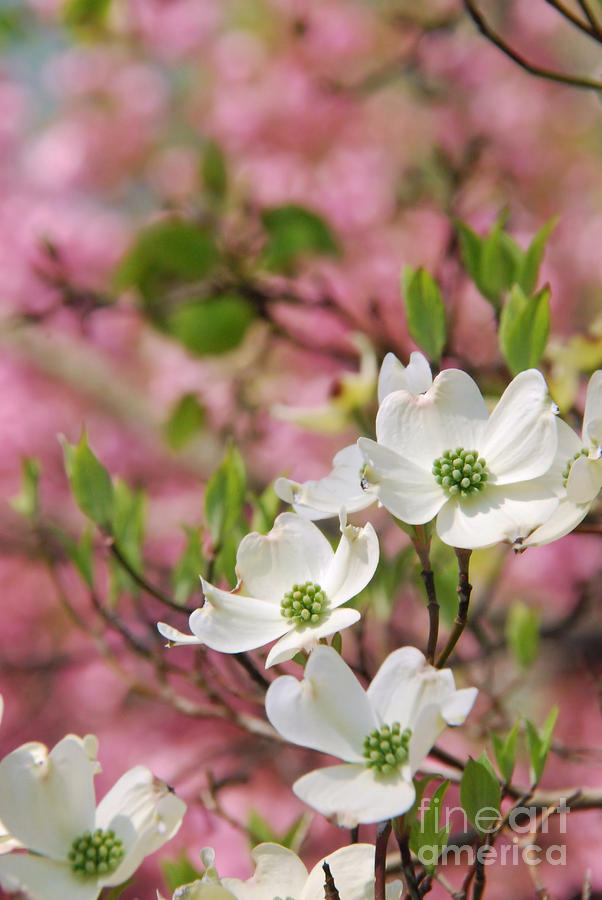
374 820 392 900
436 548 473 668
392 818 421 900
410 526 439 664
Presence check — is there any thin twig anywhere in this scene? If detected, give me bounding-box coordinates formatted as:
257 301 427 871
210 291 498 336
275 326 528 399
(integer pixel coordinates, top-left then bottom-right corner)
411 526 439 664
543 0 597 36
463 0 602 91
577 0 602 33
375 821 392 900
107 538 196 614
436 549 472 668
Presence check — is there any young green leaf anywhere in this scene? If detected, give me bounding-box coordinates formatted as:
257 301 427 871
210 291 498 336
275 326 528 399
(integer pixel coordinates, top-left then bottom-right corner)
10 457 41 520
172 527 206 606
201 140 228 202
261 205 339 272
456 220 482 288
409 781 451 873
490 719 520 784
167 293 256 356
62 0 112 29
499 284 550 375
526 707 559 786
249 482 281 534
517 217 557 296
62 433 114 530
111 478 146 580
401 266 447 363
479 222 520 308
165 394 206 450
506 601 540 670
56 524 95 589
204 446 247 546
161 853 204 894
460 758 501 835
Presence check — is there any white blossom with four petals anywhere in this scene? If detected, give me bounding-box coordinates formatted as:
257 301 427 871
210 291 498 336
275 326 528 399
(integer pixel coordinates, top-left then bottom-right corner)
274 352 433 519
265 645 477 827
158 512 379 668
0 733 186 900
358 368 559 548
169 843 402 900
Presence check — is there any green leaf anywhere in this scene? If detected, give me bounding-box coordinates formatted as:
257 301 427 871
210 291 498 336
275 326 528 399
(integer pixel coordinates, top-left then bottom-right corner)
161 853 204 894
58 525 95 589
204 446 246 546
247 810 310 852
476 751 498 784
213 526 244 587
526 707 559 786
456 220 482 286
111 478 146 579
114 219 220 312
10 457 41 520
499 284 550 375
201 141 228 202
172 527 206 606
460 758 501 835
479 223 520 308
249 483 281 534
62 433 114 530
261 205 339 272
62 0 111 29
167 293 256 356
331 631 342 654
517 218 557 296
505 601 540 670
405 775 438 828
409 781 451 873
491 719 520 784
280 812 312 852
401 266 447 363
165 394 206 450
102 879 134 900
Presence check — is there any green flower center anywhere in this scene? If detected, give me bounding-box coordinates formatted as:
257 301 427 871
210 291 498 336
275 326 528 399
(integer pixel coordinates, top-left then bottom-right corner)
362 722 412 774
562 449 588 487
68 828 124 878
432 448 489 498
281 582 328 626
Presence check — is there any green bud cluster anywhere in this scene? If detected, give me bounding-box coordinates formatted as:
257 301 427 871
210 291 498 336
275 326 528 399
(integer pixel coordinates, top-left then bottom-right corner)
562 449 588 487
68 828 124 878
281 582 328 625
362 722 411 774
432 448 489 499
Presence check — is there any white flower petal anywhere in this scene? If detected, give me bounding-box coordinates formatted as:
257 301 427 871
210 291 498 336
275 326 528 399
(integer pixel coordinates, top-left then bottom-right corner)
440 688 479 726
157 623 203 646
274 446 374 520
302 845 380 900
265 646 376 761
566 455 602 504
358 438 446 524
236 514 334 603
377 352 432 404
375 369 488 464
436 483 559 549
174 884 234 900
483 370 557 483
96 767 186 887
265 608 361 667
408 705 447 776
293 765 415 827
0 735 97 860
0 855 99 900
322 521 379 608
368 648 455 728
583 370 602 444
191 584 287 653
519 498 589 548
222 844 308 900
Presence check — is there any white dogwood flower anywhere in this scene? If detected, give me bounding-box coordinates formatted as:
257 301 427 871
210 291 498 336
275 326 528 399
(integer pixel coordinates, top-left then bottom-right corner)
274 352 433 519
358 368 559 549
158 512 379 668
265 645 477 827
565 370 602 504
0 734 186 900
170 843 402 900
510 373 601 548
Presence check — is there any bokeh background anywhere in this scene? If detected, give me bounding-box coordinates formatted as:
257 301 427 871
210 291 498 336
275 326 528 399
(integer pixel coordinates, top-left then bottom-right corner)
0 0 601 898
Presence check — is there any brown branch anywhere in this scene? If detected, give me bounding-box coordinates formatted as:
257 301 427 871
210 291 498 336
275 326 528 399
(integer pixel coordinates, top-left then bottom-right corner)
463 0 602 90
436 549 472 668
543 0 598 37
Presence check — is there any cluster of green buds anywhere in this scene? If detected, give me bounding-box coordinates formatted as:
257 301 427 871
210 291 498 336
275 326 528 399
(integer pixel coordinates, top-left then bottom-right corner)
432 448 489 498
281 582 328 626
562 448 588 487
363 722 412 774
68 828 124 878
